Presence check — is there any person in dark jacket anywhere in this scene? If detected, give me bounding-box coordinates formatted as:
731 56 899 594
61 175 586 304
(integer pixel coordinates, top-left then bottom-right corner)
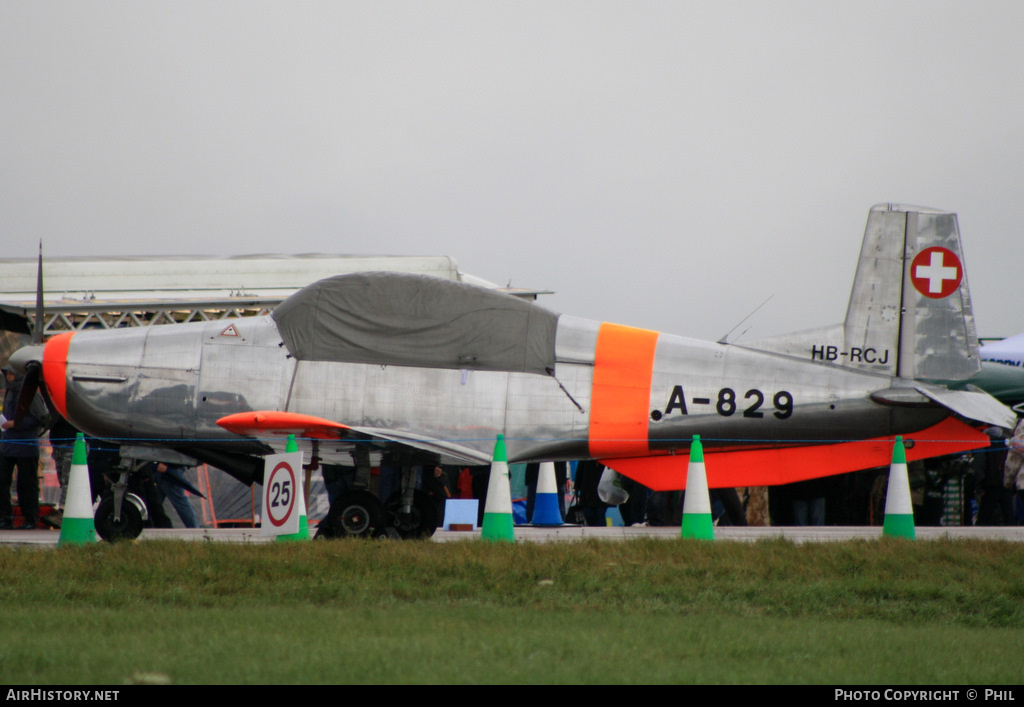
1 365 42 529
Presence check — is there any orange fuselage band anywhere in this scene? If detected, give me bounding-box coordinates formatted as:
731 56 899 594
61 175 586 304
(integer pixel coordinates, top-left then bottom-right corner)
588 322 659 458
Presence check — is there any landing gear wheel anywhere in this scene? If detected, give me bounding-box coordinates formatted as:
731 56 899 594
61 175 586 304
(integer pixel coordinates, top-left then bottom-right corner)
385 490 439 539
95 495 144 542
320 490 386 538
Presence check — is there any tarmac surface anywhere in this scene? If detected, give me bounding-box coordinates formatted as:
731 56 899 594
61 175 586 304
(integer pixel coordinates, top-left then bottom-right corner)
2 524 1023 546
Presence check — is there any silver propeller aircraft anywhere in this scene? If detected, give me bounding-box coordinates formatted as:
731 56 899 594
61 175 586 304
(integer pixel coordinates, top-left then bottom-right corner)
9 203 1016 540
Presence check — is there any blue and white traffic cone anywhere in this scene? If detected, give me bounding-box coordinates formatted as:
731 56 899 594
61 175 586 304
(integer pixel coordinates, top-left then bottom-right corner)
531 462 563 526
883 436 915 540
481 435 515 542
681 435 714 540
58 433 97 545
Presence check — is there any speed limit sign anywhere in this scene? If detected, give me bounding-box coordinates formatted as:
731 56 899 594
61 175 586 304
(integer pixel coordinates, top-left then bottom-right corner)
261 451 302 535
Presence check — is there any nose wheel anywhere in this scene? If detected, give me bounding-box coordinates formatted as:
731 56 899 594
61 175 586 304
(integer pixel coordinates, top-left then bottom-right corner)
94 494 145 542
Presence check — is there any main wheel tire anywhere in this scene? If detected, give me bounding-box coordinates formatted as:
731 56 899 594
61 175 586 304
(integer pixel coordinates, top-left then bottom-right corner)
94 495 144 542
385 490 439 539
321 490 386 538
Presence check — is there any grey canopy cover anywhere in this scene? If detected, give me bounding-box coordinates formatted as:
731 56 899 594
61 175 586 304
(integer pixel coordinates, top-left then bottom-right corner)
272 272 559 375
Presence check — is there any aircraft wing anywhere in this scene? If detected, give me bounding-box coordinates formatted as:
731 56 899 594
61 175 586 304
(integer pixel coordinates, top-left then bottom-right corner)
216 412 490 466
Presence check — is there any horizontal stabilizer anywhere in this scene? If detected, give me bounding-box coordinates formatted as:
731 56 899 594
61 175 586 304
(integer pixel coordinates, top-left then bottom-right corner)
601 417 988 491
913 386 1017 430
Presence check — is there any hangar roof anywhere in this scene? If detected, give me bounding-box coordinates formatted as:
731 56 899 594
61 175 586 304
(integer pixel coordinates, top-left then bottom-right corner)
0 254 550 335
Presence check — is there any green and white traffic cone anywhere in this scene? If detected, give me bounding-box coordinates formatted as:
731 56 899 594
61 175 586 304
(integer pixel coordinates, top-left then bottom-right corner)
481 434 515 542
58 433 97 545
681 434 714 540
883 435 915 540
277 434 310 542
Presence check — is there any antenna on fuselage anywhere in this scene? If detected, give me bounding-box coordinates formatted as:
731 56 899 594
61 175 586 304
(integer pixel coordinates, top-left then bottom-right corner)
13 241 51 426
717 294 773 345
33 240 44 345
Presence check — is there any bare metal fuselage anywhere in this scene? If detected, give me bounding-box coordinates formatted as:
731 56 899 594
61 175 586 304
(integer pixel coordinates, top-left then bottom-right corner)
57 311 940 468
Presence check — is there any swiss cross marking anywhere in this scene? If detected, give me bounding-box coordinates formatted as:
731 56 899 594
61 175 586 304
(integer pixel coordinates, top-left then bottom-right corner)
910 247 962 299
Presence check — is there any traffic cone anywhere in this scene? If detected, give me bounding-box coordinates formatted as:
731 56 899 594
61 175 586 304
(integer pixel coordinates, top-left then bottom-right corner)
481 435 515 542
530 461 563 526
883 436 915 539
277 434 310 542
58 433 97 545
681 435 714 540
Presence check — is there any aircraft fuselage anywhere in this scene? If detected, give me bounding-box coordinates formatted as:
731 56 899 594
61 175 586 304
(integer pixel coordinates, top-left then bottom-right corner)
46 311 942 470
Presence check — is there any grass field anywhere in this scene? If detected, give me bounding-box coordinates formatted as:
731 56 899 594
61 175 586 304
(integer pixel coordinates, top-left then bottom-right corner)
1 538 1022 684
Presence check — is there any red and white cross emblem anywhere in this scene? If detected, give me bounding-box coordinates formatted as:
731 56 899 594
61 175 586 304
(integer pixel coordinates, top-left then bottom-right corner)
910 247 962 299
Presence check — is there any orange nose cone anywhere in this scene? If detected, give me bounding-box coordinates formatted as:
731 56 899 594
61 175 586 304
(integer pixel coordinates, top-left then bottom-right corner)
42 332 74 420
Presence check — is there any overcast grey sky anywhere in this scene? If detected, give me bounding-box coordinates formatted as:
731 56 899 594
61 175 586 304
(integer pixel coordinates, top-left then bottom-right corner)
3 1 1022 341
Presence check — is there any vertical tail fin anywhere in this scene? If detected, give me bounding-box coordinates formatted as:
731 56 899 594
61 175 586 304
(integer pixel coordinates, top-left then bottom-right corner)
843 203 980 381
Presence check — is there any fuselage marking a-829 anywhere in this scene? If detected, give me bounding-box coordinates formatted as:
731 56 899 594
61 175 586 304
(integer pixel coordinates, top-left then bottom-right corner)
655 385 794 420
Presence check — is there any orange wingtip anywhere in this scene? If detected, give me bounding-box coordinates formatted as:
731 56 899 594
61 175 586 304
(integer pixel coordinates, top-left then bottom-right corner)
217 411 351 440
601 417 989 491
